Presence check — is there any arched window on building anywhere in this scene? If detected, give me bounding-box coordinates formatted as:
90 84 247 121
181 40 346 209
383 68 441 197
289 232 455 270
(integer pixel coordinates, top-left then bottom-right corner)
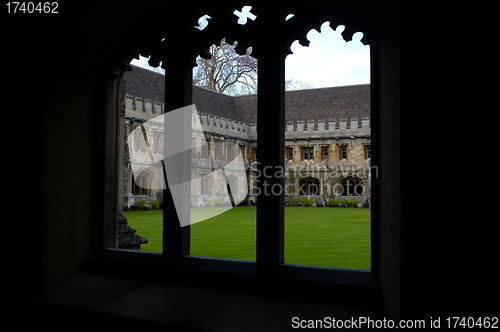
340 177 364 196
155 133 161 154
135 129 142 152
201 175 212 195
299 177 320 195
133 171 152 196
202 139 210 159
228 175 238 195
226 142 235 162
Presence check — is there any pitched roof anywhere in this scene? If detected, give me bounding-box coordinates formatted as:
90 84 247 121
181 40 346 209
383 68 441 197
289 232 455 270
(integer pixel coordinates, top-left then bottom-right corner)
125 65 370 124
232 85 371 124
192 86 236 120
285 84 370 122
125 65 237 120
125 65 165 103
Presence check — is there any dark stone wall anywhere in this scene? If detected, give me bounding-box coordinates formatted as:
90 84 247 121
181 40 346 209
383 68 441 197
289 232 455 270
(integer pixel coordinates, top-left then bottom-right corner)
9 2 494 331
5 2 400 330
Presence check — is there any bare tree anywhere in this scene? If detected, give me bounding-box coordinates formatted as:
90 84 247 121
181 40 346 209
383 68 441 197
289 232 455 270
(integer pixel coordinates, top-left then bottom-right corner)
285 78 314 91
193 38 258 96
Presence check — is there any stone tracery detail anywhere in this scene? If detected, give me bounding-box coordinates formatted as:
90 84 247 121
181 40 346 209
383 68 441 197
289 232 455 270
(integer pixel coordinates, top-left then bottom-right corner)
115 2 373 210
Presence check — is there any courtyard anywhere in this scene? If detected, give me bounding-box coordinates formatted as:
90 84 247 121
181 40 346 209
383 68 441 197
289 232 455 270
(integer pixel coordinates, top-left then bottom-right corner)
124 206 370 270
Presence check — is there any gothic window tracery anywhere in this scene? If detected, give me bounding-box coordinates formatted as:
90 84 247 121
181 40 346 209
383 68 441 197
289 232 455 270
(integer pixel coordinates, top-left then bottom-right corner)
111 1 377 275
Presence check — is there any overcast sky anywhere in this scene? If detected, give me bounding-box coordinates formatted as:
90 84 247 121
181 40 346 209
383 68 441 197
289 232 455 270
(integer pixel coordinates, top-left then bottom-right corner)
131 19 370 89
285 22 370 88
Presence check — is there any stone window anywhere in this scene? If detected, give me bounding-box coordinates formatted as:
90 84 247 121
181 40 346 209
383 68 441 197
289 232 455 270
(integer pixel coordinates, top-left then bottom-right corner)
301 147 313 161
364 144 371 160
250 147 257 162
215 141 223 161
226 142 235 162
238 145 245 162
341 177 363 196
155 133 162 154
133 171 152 196
99 1 400 301
135 129 142 152
322 146 329 160
202 139 210 159
299 177 320 195
340 146 347 160
201 175 212 195
228 176 238 194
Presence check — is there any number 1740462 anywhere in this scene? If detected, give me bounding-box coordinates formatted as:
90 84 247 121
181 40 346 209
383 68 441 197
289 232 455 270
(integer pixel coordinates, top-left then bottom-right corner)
6 2 58 14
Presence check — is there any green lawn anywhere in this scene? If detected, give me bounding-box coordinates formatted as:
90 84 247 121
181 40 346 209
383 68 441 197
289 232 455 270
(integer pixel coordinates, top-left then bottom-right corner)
124 206 370 270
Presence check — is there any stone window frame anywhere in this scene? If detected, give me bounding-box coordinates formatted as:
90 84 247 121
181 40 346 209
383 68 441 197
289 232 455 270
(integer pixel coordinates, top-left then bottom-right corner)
299 176 320 195
341 146 347 159
226 142 235 162
154 132 162 155
364 143 371 160
96 1 400 300
200 174 213 195
238 144 246 163
285 147 293 160
321 146 329 160
135 128 142 152
301 146 314 161
214 140 223 161
340 176 363 196
339 143 349 160
250 147 257 162
201 138 211 160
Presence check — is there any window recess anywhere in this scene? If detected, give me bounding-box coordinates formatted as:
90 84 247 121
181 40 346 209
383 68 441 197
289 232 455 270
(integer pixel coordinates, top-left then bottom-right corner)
99 3 381 289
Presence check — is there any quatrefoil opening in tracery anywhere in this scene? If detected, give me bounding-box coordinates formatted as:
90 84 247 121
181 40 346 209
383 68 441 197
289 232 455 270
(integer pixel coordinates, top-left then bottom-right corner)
233 6 257 25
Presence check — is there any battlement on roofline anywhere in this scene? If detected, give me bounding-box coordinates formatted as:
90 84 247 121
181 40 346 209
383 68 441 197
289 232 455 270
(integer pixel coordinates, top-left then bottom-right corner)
197 112 255 140
286 117 370 139
125 94 370 141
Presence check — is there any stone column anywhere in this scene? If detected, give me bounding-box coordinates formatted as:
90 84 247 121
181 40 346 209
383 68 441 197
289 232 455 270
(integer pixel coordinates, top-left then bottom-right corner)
123 118 135 208
117 79 147 249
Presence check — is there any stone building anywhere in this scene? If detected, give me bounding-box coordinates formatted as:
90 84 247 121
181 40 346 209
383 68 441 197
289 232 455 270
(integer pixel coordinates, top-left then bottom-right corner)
122 65 371 208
